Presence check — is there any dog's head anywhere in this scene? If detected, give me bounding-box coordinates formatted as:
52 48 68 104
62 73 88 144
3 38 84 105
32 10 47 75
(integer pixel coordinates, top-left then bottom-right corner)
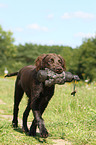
35 53 66 74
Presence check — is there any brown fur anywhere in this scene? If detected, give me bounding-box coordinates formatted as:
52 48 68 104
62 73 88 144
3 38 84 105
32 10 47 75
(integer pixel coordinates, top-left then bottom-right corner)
7 53 66 138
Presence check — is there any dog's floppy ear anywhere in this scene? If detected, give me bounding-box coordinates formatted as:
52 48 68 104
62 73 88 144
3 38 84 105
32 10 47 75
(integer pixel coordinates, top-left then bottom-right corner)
58 55 66 71
35 54 47 71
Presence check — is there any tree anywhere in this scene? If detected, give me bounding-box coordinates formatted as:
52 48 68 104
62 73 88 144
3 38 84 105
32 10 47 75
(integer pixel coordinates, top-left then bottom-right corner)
78 38 96 81
0 25 16 74
16 43 41 65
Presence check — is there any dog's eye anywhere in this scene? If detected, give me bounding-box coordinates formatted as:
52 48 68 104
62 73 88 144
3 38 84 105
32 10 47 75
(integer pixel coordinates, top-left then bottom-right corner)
48 58 54 64
58 59 62 64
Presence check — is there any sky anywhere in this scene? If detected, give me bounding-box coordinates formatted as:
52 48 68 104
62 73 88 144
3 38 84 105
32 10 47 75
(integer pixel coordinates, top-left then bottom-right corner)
0 0 96 48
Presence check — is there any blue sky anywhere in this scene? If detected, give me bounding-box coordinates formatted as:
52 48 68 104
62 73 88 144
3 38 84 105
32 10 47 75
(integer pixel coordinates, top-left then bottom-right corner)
0 0 96 48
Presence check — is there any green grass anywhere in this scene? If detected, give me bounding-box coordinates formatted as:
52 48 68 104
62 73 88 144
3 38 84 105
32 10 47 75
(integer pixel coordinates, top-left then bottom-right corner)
0 77 96 145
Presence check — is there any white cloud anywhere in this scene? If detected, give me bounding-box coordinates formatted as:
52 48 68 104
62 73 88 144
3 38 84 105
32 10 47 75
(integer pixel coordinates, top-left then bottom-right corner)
61 11 95 19
74 11 95 19
41 26 48 32
27 23 48 32
14 27 23 32
0 3 7 8
8 27 23 32
47 14 54 19
74 32 96 38
61 13 71 19
28 24 39 30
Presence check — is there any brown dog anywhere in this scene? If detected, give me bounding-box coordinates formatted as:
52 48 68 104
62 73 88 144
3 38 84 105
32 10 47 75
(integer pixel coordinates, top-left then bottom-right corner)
6 53 66 138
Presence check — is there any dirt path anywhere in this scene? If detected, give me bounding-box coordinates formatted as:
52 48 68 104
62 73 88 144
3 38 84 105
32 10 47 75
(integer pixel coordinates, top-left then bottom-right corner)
53 139 71 145
0 99 6 104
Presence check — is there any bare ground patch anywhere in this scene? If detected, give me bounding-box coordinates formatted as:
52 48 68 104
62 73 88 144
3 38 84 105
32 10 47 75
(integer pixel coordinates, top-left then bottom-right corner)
0 109 4 113
53 139 71 145
0 99 6 105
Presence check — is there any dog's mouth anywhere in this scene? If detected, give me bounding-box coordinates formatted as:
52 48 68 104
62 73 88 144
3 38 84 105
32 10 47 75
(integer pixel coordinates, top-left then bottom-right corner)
50 67 64 74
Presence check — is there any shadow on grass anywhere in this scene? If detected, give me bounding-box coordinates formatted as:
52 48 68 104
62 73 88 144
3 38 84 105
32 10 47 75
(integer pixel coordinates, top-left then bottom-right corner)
13 127 49 144
14 127 24 134
34 134 48 144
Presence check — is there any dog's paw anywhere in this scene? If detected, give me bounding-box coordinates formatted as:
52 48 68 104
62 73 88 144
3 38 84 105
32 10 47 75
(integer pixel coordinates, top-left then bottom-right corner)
40 129 49 138
29 130 36 136
22 126 29 133
12 121 18 128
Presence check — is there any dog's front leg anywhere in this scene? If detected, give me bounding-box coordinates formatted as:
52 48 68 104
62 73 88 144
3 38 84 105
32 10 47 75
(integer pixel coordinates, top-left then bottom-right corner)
29 98 50 137
29 95 48 137
29 83 48 138
30 110 49 138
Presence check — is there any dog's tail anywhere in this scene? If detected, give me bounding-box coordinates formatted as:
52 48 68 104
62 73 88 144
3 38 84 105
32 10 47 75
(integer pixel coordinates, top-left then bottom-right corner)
5 72 18 77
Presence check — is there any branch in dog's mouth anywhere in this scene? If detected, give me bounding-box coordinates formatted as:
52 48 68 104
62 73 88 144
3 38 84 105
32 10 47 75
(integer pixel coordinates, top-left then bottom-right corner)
37 68 80 87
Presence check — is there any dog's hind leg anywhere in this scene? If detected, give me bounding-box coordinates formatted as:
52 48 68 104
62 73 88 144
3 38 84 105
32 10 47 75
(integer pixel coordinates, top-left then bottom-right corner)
12 78 24 128
22 99 31 133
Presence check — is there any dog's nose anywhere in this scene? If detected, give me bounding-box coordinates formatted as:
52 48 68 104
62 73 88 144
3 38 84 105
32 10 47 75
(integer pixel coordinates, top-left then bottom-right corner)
56 67 63 73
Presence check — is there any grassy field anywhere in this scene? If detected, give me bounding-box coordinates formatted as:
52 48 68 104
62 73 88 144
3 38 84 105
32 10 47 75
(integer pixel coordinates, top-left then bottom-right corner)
0 77 96 145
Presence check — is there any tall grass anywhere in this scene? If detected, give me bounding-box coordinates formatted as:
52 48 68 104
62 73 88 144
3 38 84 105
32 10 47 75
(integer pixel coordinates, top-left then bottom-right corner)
0 78 96 145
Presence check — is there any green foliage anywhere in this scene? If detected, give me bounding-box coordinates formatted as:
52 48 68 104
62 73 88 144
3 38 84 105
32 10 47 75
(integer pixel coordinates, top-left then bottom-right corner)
0 25 17 74
16 43 40 65
78 38 96 81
